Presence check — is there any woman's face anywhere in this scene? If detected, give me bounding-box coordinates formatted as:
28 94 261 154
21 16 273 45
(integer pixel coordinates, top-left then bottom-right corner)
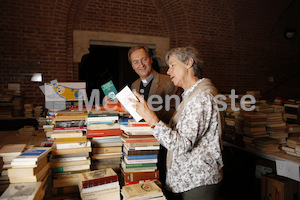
167 55 187 88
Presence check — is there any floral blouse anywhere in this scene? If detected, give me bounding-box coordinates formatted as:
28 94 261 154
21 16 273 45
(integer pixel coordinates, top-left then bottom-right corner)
152 79 223 193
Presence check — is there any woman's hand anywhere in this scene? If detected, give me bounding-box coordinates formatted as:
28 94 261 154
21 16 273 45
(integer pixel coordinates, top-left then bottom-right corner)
129 91 159 127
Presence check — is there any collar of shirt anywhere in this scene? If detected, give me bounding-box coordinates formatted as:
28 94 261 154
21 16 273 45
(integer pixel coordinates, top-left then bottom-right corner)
182 78 204 98
141 73 155 87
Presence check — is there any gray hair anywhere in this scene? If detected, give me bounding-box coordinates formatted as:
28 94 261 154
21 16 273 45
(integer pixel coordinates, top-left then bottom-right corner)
165 47 202 78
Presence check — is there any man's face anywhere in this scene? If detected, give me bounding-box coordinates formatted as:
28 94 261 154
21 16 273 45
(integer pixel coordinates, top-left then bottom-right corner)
130 48 153 79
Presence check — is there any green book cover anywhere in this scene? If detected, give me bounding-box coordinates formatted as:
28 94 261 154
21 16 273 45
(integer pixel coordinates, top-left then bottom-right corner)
101 80 118 100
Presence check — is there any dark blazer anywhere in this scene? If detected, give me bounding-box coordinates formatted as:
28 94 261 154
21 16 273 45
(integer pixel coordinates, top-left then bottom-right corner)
131 71 180 123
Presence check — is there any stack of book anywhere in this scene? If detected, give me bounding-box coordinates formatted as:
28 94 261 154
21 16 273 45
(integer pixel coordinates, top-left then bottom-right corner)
0 144 27 194
34 105 44 119
24 103 34 118
121 181 166 200
0 96 13 119
265 109 288 144
11 90 24 117
51 136 91 198
281 137 300 157
287 124 300 138
50 110 91 198
18 125 35 135
77 168 121 200
7 147 51 199
243 111 268 139
223 107 236 142
252 137 280 154
284 102 300 124
86 111 123 172
120 122 160 186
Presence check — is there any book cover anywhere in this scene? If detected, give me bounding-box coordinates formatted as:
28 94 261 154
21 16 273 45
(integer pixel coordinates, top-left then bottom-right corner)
0 182 42 200
121 160 157 169
51 147 92 156
52 164 90 173
93 146 122 154
51 158 91 168
54 141 91 150
12 147 51 162
126 154 158 160
124 157 158 165
53 136 87 144
77 168 118 189
101 80 118 101
121 181 163 200
116 86 142 122
122 169 159 182
86 129 123 138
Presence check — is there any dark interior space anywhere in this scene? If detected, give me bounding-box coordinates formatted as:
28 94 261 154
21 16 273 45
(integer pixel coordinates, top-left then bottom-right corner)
78 45 138 102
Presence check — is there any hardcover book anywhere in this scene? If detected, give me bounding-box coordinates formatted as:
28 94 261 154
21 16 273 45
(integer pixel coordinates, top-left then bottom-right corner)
121 181 163 200
77 168 118 189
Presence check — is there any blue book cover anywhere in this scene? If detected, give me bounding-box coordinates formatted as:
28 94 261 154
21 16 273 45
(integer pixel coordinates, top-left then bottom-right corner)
118 117 133 125
101 80 118 100
126 154 158 160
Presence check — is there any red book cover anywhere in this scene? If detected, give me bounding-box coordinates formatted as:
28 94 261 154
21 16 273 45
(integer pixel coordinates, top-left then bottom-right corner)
122 169 159 182
86 129 123 138
78 168 118 189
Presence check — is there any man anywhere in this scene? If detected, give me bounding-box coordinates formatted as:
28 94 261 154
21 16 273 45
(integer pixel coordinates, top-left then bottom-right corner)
128 45 180 124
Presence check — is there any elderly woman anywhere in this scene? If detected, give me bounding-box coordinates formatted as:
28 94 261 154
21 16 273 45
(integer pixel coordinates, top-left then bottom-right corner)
131 47 223 200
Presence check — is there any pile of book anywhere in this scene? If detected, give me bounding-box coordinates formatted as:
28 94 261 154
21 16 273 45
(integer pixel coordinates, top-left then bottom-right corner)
0 144 28 194
5 147 52 199
120 121 160 186
87 111 123 173
50 110 91 199
0 96 13 119
77 168 121 200
121 181 166 200
18 125 35 135
242 111 268 148
284 101 300 124
24 103 34 118
281 137 300 157
265 106 288 144
252 137 280 154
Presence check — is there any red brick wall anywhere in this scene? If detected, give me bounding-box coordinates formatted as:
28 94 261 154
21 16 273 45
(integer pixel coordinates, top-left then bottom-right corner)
0 0 299 105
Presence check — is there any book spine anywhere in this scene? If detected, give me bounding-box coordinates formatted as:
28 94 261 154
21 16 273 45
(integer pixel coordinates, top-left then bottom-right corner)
55 141 91 150
53 126 87 130
123 139 158 143
124 179 157 186
122 162 157 169
124 170 159 182
126 154 158 160
50 133 83 139
52 164 90 173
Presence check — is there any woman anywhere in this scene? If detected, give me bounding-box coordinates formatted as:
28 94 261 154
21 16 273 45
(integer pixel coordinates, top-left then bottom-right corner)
130 47 223 200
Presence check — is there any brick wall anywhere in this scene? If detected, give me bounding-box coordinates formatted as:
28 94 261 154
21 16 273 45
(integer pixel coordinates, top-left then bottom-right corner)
0 0 299 105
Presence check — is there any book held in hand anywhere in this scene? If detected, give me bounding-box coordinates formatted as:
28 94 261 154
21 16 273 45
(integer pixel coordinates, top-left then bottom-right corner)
101 80 118 101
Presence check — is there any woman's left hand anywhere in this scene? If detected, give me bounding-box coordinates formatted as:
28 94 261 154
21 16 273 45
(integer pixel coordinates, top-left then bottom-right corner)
129 91 159 127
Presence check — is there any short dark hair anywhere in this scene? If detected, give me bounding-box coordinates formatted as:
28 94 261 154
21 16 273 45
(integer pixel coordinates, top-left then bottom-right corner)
165 47 202 78
128 45 152 63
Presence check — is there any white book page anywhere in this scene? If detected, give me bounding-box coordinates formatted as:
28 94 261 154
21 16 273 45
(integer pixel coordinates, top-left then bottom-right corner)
116 86 142 122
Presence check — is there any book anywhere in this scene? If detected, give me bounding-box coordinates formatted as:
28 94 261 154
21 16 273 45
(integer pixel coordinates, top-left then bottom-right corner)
101 80 118 101
126 154 158 160
121 181 163 200
51 158 91 168
50 130 83 139
87 113 119 122
8 162 50 183
12 147 51 163
87 123 120 130
51 147 92 156
116 86 142 122
77 168 118 189
54 141 91 150
122 169 159 182
81 184 120 200
52 164 90 173
0 144 26 163
121 160 157 169
121 136 158 143
124 144 160 151
93 146 122 154
86 129 123 138
124 157 158 164
51 186 79 195
0 182 42 200
123 148 159 156
8 156 48 176
92 152 123 160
